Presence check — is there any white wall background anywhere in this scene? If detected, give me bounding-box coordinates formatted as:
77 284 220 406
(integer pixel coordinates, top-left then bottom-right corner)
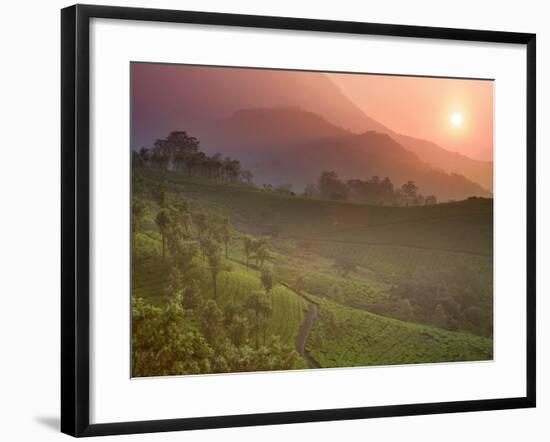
0 0 546 440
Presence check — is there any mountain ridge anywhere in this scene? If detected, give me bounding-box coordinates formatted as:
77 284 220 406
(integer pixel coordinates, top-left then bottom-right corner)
198 106 491 201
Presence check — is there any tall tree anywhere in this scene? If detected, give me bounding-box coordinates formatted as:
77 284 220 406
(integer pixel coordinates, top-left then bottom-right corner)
401 180 418 206
318 171 349 201
199 299 224 344
260 266 275 308
245 290 272 349
193 209 209 241
218 217 232 258
202 238 225 300
243 236 255 269
151 182 168 207
131 197 147 233
155 208 172 260
255 241 270 268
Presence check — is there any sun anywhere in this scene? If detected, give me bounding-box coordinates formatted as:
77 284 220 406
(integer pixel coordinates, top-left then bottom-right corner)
450 112 463 128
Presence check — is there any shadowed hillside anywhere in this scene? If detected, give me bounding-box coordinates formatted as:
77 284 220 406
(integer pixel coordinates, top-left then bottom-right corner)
200 107 490 201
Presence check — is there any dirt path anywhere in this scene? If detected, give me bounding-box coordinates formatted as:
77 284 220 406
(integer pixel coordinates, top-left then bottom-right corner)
295 301 321 369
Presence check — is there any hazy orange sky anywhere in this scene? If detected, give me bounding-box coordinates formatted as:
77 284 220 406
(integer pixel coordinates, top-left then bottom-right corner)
132 63 494 163
328 73 494 161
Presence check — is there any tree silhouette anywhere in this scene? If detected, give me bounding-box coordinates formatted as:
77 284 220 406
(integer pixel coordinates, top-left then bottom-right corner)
425 195 437 205
319 171 349 201
401 180 418 206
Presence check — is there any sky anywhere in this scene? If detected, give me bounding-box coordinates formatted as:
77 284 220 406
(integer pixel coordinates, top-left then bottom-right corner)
328 73 494 161
131 62 494 163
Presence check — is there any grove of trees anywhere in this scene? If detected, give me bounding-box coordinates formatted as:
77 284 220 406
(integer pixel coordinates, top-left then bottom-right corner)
133 130 254 185
131 180 300 376
311 171 437 206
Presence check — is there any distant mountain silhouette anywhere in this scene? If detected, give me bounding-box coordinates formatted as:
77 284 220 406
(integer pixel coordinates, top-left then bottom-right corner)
132 64 492 193
214 107 348 148
199 107 490 201
389 133 493 191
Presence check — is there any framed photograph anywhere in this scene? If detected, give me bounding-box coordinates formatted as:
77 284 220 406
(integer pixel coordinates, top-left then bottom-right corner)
61 4 536 437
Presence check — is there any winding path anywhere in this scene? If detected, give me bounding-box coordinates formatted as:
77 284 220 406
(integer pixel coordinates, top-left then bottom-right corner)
295 297 321 369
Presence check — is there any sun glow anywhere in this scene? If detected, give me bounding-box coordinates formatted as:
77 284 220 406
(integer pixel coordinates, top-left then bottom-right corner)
450 112 463 128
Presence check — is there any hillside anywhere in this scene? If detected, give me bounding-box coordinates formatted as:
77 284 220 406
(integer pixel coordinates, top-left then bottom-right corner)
132 166 493 376
391 133 493 191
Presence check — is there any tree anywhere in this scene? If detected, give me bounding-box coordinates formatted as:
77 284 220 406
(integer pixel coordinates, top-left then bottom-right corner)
132 297 212 376
318 171 349 201
243 236 255 269
255 241 270 268
303 183 319 198
401 180 418 206
260 266 275 295
193 209 209 241
218 217 232 258
425 195 437 205
260 265 275 310
170 239 198 273
138 147 150 166
202 238 226 300
275 183 293 194
228 314 250 347
132 197 147 233
240 170 254 185
155 208 172 260
151 181 168 207
151 131 200 172
245 290 272 349
199 299 224 344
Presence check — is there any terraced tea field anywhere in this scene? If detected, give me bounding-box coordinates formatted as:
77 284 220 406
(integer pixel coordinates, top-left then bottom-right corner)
132 169 493 374
307 296 492 367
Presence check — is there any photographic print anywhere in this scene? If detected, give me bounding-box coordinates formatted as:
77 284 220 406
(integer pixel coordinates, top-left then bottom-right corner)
130 63 494 378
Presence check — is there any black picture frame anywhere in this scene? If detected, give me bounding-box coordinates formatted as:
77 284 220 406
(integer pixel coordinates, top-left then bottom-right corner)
61 4 536 437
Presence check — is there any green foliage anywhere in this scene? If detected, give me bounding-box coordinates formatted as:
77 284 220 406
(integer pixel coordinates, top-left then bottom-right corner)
307 297 492 368
132 197 147 233
260 266 275 295
132 297 212 377
200 299 224 344
132 162 493 376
